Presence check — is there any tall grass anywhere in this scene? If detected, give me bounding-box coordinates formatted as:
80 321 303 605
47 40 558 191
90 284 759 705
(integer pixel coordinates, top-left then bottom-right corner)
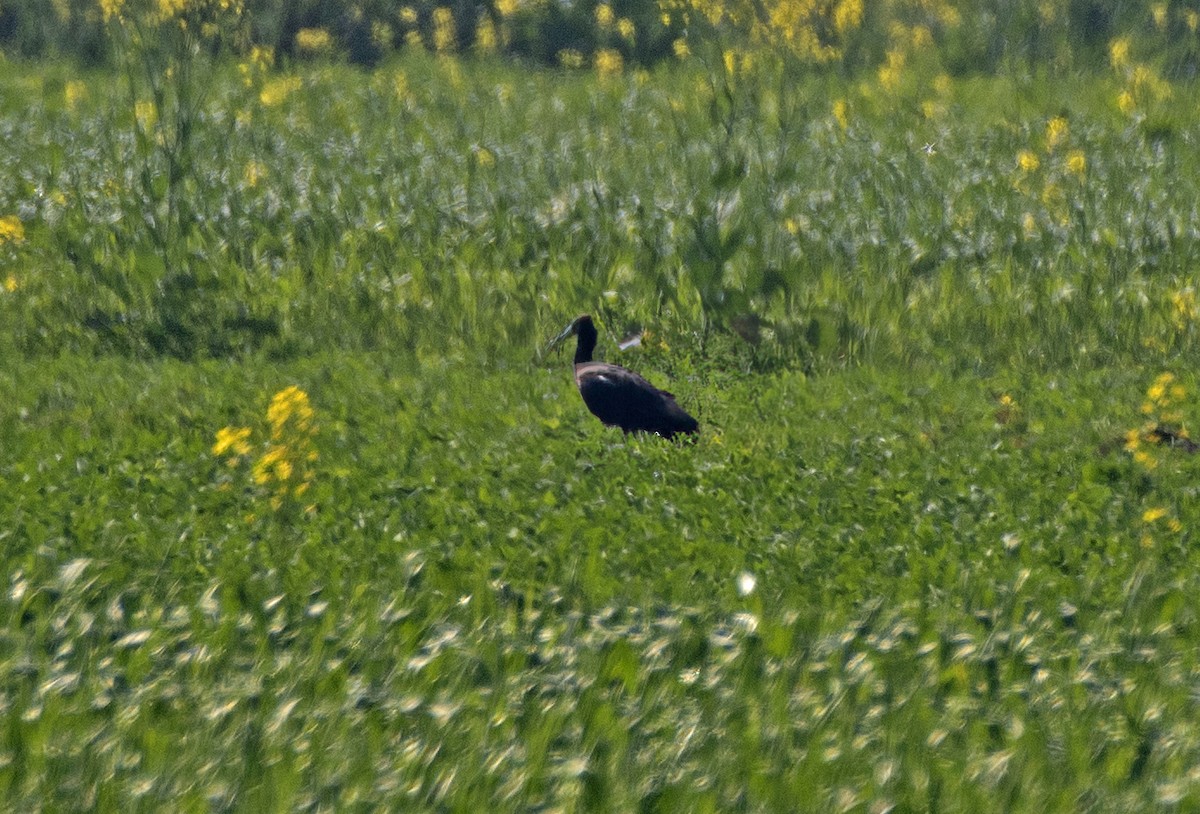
3 54 1199 370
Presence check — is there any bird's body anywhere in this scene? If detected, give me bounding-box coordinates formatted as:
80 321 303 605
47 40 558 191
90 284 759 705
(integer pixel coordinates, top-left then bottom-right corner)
551 315 699 439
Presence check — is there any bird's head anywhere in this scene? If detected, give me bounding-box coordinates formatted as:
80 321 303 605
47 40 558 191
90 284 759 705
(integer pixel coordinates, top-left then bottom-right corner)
547 314 594 351
546 314 599 364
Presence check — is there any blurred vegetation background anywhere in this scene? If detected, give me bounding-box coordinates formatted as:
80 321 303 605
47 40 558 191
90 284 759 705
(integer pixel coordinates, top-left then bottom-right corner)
2 0 1199 75
3 0 1200 369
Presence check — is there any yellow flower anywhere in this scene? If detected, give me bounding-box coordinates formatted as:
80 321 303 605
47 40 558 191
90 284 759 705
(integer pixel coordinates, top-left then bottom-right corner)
250 45 273 70
399 6 418 24
99 0 125 22
617 17 635 42
433 7 456 53
372 21 393 49
156 0 186 20
0 215 25 244
252 445 285 484
1045 116 1068 149
1017 150 1039 172
594 48 623 79
1109 36 1131 70
135 100 157 130
3 275 16 293
1021 212 1037 238
834 0 863 34
558 49 584 69
260 75 301 107
213 426 252 457
243 160 266 188
595 3 614 28
1168 518 1183 533
1143 506 1168 523
878 48 904 91
1066 150 1086 177
65 80 87 110
267 385 314 436
295 27 332 53
1188 11 1199 33
1124 428 1142 451
474 146 495 167
1152 3 1168 29
1171 288 1197 328
1148 372 1175 404
475 16 498 53
1117 90 1136 115
672 38 690 59
495 0 517 16
832 98 848 130
391 70 410 102
910 25 933 49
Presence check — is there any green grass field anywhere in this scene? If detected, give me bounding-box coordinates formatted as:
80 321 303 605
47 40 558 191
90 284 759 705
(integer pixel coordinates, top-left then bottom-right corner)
4 50 1200 811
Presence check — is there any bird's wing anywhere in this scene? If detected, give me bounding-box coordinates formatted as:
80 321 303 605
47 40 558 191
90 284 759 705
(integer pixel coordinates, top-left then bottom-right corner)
575 362 697 435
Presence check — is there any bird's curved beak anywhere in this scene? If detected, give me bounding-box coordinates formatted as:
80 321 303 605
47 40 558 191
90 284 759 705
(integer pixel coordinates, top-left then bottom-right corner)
545 317 581 354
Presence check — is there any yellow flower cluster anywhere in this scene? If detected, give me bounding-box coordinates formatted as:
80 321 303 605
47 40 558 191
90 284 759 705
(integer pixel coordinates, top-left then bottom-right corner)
1152 4 1168 30
1109 36 1172 117
100 0 244 28
295 27 332 53
1171 288 1198 331
99 0 124 21
663 0 864 66
213 386 318 512
243 160 266 188
1045 116 1067 149
1140 502 1183 548
594 48 623 78
878 47 906 91
0 215 25 245
259 75 301 107
254 386 318 508
433 7 456 53
832 98 849 130
475 16 498 53
212 425 252 460
1012 114 1090 235
1126 372 1189 471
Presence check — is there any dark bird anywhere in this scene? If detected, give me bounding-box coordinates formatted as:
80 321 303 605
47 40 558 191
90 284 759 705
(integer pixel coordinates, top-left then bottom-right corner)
549 314 699 439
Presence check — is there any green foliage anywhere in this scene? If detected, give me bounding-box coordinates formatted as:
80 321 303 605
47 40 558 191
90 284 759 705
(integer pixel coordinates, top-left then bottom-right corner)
5 54 1200 367
4 51 1200 810
3 356 1200 810
4 0 1200 76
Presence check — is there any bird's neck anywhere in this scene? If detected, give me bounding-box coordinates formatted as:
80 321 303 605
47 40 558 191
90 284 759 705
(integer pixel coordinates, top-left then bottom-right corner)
574 330 596 364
